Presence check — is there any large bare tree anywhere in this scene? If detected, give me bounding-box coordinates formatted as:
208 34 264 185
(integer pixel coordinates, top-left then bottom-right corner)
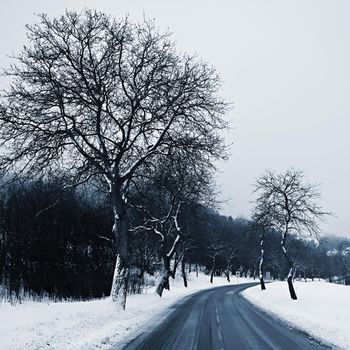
253 169 329 299
0 10 228 308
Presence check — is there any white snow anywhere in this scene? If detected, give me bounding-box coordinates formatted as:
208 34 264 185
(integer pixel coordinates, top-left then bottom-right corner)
242 280 350 349
0 273 251 350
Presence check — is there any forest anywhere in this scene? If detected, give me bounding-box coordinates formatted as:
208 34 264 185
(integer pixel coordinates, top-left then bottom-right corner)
0 177 349 301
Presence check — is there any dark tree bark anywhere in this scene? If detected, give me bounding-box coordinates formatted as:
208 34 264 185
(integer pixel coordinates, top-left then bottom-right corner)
170 251 183 279
181 258 187 288
287 273 297 300
281 237 297 300
210 256 215 284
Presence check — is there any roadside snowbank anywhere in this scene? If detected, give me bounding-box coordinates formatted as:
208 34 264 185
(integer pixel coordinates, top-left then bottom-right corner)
0 273 251 350
242 281 350 349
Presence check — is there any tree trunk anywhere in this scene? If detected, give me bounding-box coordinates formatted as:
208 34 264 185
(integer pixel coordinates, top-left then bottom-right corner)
170 251 182 279
260 277 266 290
156 256 171 297
137 267 145 294
110 254 129 306
181 258 187 288
157 232 182 297
110 185 129 309
259 235 266 290
224 270 230 282
210 256 215 284
287 268 297 300
281 240 297 300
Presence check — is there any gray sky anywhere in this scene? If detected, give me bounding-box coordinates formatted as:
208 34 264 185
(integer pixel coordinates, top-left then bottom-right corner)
1 0 349 236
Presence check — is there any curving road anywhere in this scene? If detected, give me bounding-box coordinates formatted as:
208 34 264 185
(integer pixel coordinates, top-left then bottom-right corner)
123 283 331 350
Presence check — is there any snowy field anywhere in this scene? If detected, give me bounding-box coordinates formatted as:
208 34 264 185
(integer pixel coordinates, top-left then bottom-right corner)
243 280 350 349
0 273 252 350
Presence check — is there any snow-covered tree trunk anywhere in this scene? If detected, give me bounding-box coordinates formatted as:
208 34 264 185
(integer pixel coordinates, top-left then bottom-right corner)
110 185 129 309
259 234 266 290
110 255 129 306
287 266 297 299
156 257 171 297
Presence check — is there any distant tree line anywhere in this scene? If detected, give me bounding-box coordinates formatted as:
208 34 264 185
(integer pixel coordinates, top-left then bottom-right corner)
0 177 348 301
0 179 113 300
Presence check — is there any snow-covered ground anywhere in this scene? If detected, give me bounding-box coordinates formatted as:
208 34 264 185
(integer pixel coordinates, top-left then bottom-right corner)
243 280 350 349
0 273 252 350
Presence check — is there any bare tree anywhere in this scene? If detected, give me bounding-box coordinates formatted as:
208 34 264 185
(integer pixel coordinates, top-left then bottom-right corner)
130 152 215 297
134 201 183 297
253 169 329 300
0 10 228 308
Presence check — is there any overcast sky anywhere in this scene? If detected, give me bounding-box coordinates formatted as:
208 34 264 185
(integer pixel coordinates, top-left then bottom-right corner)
1 0 349 236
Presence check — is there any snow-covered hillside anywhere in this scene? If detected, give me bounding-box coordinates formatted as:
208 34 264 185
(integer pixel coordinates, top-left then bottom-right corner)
243 281 350 349
0 273 251 350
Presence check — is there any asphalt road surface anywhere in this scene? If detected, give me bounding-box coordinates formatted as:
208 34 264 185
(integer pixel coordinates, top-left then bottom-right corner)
123 283 332 350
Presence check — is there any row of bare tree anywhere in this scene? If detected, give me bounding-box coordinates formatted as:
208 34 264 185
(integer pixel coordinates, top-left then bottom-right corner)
0 10 228 309
0 175 345 302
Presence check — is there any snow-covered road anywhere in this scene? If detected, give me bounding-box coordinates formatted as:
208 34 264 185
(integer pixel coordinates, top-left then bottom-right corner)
0 273 244 350
123 283 329 350
1 277 348 349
